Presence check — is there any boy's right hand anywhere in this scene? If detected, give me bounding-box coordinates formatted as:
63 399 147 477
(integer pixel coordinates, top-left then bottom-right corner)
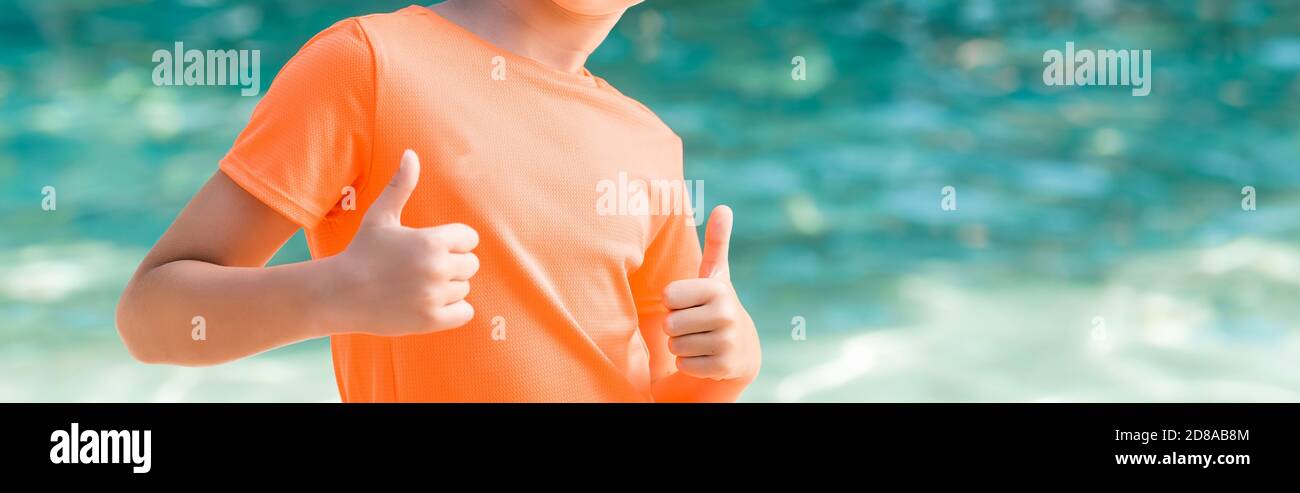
329 149 479 336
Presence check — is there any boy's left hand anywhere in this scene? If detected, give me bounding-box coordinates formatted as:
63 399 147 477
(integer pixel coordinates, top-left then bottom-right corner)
662 205 761 381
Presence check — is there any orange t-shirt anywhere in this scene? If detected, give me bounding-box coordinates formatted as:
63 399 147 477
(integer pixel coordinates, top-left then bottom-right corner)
219 6 701 401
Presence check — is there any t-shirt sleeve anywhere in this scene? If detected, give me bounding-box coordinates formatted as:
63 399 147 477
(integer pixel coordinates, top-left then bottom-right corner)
218 18 375 230
629 210 704 317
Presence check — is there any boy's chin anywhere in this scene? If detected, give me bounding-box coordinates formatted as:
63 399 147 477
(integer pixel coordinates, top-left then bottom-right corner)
549 0 644 16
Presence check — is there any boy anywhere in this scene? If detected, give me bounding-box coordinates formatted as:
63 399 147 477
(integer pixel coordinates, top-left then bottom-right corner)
115 0 761 402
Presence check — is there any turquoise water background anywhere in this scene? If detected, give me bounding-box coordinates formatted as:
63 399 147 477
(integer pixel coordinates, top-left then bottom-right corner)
2 0 1299 402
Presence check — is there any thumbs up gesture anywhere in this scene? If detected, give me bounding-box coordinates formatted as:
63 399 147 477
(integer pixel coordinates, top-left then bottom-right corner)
662 206 761 381
329 149 480 336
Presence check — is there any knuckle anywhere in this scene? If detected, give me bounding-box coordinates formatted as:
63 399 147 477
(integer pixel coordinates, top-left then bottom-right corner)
421 305 443 326
427 254 451 275
419 287 440 304
429 285 450 305
423 234 448 252
717 361 737 378
426 266 449 281
714 331 737 353
707 358 729 376
707 279 729 297
714 304 737 325
446 285 467 304
443 223 478 247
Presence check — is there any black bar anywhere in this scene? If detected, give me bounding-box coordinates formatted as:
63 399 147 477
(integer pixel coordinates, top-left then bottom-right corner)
3 404 1292 480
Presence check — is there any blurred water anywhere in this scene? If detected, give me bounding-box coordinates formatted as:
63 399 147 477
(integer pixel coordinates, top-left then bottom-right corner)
1 0 1299 402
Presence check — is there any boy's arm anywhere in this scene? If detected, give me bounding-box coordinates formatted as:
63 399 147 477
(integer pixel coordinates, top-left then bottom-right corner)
115 170 332 365
116 151 478 366
646 206 761 402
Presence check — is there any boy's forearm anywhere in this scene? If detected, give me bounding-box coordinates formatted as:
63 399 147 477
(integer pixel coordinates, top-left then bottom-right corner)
116 256 344 366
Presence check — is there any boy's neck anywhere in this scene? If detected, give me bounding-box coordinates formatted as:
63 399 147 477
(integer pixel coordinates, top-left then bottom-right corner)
430 0 626 75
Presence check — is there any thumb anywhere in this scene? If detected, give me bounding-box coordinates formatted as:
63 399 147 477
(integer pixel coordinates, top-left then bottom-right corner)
363 149 420 227
699 205 733 279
